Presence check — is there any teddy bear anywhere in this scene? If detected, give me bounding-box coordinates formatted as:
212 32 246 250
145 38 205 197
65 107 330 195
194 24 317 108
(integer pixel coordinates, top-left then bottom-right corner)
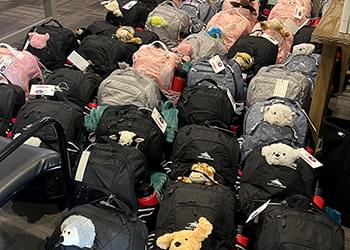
116 26 143 45
261 103 296 127
101 0 123 17
292 43 316 55
59 215 96 248
260 19 291 38
261 143 300 168
28 32 50 49
118 131 137 146
156 217 213 250
177 163 219 185
233 52 255 71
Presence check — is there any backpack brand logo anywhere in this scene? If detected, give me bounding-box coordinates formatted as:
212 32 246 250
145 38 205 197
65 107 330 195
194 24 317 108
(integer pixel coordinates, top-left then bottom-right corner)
267 178 286 189
185 221 199 230
197 152 214 161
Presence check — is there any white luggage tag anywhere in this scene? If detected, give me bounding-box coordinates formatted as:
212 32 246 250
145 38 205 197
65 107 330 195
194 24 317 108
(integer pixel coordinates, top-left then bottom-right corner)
273 79 289 98
30 85 56 96
294 6 303 20
298 148 323 169
75 144 95 182
151 108 167 134
0 56 14 75
122 0 138 10
209 55 225 74
246 199 271 223
67 50 90 72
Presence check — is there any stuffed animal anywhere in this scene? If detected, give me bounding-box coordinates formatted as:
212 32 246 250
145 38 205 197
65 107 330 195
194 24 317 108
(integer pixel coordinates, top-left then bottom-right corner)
260 19 291 38
207 27 223 43
101 0 123 17
28 32 49 49
261 143 300 168
60 215 96 248
261 103 296 127
116 26 143 45
177 163 219 185
147 16 168 28
233 52 254 71
156 217 213 250
292 43 316 55
118 131 137 146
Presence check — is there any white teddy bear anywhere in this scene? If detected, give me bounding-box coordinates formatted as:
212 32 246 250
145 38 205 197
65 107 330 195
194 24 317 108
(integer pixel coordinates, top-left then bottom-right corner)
101 0 123 17
262 103 296 127
261 143 300 169
60 215 96 248
118 131 137 146
292 43 315 56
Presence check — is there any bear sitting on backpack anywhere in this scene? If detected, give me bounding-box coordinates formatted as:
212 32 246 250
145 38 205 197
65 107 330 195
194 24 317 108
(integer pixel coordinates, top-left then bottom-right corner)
262 103 296 127
261 143 301 168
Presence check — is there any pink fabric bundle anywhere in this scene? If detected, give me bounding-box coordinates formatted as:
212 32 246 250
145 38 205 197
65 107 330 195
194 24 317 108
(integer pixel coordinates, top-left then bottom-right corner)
28 32 50 49
0 43 43 95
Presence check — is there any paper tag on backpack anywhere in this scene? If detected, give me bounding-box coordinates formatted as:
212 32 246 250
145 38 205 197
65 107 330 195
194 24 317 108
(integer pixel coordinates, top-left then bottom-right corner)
246 199 271 223
123 0 138 10
209 55 225 73
67 50 90 72
294 6 303 20
284 19 299 35
298 148 323 169
75 151 91 182
273 79 289 97
151 108 167 134
30 85 56 96
0 56 13 74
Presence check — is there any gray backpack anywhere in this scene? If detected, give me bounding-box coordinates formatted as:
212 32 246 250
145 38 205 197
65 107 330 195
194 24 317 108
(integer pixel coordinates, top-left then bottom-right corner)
180 0 217 33
145 1 191 48
240 98 309 160
247 65 312 109
284 53 321 89
179 30 226 61
187 56 246 113
97 68 161 108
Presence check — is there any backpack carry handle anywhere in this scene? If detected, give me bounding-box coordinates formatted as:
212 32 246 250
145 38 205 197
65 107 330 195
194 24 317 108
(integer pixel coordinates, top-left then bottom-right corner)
151 41 169 51
41 19 64 28
160 0 178 8
195 78 219 87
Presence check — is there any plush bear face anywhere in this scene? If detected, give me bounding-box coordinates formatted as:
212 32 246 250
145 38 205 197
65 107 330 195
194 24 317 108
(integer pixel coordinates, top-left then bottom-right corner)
189 163 218 185
157 217 213 250
118 131 137 146
261 143 300 168
61 225 80 247
262 103 296 127
292 43 315 55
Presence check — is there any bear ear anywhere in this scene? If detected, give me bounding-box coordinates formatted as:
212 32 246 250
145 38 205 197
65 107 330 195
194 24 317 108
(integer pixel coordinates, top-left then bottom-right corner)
156 233 176 249
261 145 271 157
288 112 296 121
262 106 270 113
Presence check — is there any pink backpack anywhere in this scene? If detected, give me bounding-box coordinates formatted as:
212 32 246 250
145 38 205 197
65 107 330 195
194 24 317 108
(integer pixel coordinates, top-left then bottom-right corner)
251 22 293 64
0 43 43 95
268 0 312 28
207 8 257 50
221 0 260 17
132 41 180 90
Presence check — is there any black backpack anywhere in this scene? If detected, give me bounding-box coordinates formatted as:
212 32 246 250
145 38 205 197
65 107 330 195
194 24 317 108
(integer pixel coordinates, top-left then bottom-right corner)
46 67 101 107
155 181 236 250
77 35 137 77
14 99 84 150
239 146 314 217
177 81 236 128
0 84 25 136
25 19 78 70
170 124 240 189
73 141 149 212
95 105 166 170
253 195 344 250
45 197 148 250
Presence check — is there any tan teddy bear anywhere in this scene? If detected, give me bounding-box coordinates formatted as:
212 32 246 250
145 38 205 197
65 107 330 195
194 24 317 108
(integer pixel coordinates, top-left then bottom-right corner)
156 217 213 250
260 19 291 38
101 0 123 17
177 163 219 185
261 103 296 127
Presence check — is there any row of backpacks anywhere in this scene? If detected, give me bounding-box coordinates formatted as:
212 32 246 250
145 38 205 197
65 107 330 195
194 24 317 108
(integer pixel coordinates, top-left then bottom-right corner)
0 0 346 248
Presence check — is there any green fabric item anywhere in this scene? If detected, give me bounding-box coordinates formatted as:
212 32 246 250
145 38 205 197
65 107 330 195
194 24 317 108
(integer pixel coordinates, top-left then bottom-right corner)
84 105 108 132
42 69 53 82
181 61 193 73
150 172 169 200
160 101 178 143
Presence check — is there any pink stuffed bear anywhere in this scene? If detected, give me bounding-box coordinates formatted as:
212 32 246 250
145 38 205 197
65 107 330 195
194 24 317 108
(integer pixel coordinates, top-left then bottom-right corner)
28 32 50 49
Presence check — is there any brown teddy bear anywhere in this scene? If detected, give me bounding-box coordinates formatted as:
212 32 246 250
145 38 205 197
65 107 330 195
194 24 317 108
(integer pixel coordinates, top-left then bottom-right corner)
156 217 213 250
177 163 219 185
